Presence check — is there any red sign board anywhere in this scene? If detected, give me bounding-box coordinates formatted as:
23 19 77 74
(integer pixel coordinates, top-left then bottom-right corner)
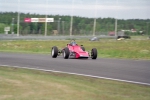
24 18 31 22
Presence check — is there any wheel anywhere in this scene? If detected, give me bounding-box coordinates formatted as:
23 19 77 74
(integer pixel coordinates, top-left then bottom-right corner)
91 48 97 59
81 46 85 51
63 47 70 59
51 46 58 58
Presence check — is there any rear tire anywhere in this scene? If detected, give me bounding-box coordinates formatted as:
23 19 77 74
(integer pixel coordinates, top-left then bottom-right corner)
91 48 97 59
51 46 58 58
63 47 70 59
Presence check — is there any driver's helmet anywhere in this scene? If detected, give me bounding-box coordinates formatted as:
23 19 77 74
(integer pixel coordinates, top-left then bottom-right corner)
71 40 76 46
72 41 76 46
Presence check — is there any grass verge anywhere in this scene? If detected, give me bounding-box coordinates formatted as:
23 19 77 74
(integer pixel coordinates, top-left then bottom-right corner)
0 66 150 100
0 39 150 59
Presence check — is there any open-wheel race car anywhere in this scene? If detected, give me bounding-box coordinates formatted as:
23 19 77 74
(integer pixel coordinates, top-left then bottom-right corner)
51 40 98 59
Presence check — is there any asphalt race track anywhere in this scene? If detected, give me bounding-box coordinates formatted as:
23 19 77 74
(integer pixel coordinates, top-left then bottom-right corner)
0 52 150 85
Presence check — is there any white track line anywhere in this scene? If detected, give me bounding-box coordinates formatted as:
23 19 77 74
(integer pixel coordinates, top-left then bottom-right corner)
1 65 150 86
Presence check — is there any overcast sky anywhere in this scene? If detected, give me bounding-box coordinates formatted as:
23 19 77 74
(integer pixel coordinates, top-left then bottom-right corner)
1 0 150 19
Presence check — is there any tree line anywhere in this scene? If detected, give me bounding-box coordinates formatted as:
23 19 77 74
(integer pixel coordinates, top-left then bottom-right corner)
0 12 150 36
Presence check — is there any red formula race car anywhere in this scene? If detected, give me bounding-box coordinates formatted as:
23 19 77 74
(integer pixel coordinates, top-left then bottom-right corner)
51 40 97 59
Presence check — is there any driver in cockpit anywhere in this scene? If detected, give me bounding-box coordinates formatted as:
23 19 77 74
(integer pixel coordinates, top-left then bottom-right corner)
70 40 77 46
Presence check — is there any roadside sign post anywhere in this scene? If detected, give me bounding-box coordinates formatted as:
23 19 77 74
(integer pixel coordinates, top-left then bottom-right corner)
4 27 10 34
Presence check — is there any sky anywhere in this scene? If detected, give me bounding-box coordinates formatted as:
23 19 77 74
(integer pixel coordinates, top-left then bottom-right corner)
0 0 150 19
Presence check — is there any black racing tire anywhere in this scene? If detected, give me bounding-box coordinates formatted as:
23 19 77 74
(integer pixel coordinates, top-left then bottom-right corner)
63 47 70 59
51 46 58 58
81 46 85 51
91 48 97 59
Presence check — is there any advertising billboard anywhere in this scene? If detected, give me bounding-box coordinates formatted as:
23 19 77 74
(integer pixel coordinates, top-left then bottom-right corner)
31 18 39 22
24 18 31 22
24 18 54 22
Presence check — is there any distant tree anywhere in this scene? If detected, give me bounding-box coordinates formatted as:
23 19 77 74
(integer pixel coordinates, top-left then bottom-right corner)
0 12 149 35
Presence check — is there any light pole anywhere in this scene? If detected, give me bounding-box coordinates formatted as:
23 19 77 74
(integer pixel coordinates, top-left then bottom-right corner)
147 22 149 36
70 0 74 36
11 18 14 34
45 0 48 36
115 19 118 36
17 0 20 37
93 18 96 36
62 21 65 35
115 0 118 37
93 0 97 36
57 18 61 35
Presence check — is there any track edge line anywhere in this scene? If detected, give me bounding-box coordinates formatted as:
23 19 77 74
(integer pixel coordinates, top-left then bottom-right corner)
1 65 150 86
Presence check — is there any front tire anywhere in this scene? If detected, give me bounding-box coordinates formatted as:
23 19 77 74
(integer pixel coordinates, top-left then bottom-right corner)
91 48 97 59
51 46 58 58
63 47 70 59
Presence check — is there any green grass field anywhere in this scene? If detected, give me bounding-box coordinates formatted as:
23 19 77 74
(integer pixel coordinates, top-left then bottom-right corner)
0 39 150 100
0 39 150 59
0 66 150 100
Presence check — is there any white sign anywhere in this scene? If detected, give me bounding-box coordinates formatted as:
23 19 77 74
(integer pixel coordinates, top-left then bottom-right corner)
31 18 39 22
38 18 46 22
4 27 10 34
4 27 10 31
46 18 54 22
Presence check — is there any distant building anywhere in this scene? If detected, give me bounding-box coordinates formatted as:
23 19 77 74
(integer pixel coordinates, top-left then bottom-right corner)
131 29 137 33
118 31 125 36
121 30 130 32
121 29 137 33
108 31 115 36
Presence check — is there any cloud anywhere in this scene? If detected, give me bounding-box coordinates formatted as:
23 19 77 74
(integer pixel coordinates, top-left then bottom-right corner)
1 0 150 19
